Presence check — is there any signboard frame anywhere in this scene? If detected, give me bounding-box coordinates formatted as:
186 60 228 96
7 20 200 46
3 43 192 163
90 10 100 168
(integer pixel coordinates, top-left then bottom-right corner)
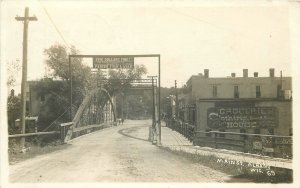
68 54 162 145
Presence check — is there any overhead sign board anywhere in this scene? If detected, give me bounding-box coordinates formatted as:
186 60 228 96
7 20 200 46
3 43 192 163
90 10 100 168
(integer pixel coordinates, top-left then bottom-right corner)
207 107 278 129
93 57 134 69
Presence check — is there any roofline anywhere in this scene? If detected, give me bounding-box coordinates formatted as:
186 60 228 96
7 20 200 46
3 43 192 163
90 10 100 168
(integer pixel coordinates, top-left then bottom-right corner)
189 76 292 79
197 98 292 102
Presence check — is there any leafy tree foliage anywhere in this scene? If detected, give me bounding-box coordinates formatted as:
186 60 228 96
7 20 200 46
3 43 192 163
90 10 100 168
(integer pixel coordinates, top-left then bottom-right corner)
103 65 147 119
7 60 21 87
7 93 21 134
104 65 147 96
39 44 150 128
7 60 22 135
43 44 106 104
33 79 71 131
33 44 103 133
123 91 153 119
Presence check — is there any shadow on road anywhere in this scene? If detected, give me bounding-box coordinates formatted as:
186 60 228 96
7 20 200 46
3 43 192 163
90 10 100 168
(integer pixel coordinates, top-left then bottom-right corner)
118 126 149 142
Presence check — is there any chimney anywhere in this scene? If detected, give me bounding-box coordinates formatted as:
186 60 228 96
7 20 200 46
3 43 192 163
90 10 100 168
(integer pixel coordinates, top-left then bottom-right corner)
243 69 248 78
231 73 236 77
254 72 258 77
269 68 275 77
204 69 209 78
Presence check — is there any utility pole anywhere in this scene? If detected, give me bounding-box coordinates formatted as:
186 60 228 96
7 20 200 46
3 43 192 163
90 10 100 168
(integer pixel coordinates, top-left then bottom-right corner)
15 7 37 150
147 76 157 127
158 55 161 145
147 76 157 143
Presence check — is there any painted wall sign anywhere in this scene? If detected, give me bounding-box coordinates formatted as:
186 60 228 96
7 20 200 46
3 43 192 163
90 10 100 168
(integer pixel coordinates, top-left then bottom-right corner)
207 107 278 129
93 57 134 69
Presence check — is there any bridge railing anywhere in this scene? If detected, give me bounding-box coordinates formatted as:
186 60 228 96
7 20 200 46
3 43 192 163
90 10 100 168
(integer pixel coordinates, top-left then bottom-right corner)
60 121 115 142
194 131 292 159
166 119 195 142
62 88 117 142
165 119 292 159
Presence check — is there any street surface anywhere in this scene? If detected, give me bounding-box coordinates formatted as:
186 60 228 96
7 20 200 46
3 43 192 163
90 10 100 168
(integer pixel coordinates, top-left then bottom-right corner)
10 120 238 183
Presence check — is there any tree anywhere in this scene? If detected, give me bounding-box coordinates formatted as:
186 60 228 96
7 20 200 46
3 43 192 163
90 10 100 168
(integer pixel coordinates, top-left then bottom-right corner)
104 65 147 95
43 44 82 81
43 44 103 106
7 59 21 87
42 44 149 123
7 92 21 134
102 65 148 119
33 79 71 132
6 59 21 134
32 44 97 133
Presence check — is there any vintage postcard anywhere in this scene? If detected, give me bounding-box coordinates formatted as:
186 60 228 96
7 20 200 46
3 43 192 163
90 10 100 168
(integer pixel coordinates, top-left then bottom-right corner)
1 0 300 188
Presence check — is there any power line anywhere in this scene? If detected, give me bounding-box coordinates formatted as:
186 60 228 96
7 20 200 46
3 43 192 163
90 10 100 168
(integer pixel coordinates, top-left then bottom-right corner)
165 7 256 44
37 0 71 50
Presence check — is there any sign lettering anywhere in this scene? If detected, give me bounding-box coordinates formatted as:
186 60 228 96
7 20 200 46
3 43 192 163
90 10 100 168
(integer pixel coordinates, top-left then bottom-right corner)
207 107 278 129
93 57 134 69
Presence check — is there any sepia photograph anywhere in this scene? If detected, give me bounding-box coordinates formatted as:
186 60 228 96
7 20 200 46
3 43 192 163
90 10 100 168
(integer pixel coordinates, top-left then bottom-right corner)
1 0 300 187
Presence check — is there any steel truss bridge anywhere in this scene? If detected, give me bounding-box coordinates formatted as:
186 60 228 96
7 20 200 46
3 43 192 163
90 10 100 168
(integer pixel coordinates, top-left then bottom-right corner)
60 78 159 144
8 54 161 146
59 87 116 142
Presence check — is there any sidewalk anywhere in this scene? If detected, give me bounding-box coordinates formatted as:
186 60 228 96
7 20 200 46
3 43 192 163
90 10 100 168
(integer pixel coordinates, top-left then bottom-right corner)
160 125 292 170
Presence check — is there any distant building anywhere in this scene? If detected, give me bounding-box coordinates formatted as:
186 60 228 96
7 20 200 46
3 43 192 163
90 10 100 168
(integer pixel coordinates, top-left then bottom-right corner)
26 78 113 123
178 68 292 158
185 68 291 103
26 79 55 116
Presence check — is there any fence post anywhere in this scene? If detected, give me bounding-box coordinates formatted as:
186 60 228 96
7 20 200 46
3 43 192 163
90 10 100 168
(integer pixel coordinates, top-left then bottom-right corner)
60 125 65 141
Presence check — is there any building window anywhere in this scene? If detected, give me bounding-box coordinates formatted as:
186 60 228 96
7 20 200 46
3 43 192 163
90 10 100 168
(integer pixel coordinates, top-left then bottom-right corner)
234 86 239 98
256 85 261 98
212 85 217 97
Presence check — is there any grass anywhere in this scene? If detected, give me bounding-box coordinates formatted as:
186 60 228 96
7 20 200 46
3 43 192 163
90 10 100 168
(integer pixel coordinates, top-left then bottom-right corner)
8 139 69 165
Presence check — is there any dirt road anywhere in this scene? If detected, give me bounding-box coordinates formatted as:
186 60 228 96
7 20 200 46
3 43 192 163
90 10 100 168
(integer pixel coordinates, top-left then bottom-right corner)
10 120 237 183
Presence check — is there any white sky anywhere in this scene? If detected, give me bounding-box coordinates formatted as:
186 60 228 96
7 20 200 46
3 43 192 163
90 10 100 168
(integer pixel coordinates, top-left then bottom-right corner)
1 0 299 93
